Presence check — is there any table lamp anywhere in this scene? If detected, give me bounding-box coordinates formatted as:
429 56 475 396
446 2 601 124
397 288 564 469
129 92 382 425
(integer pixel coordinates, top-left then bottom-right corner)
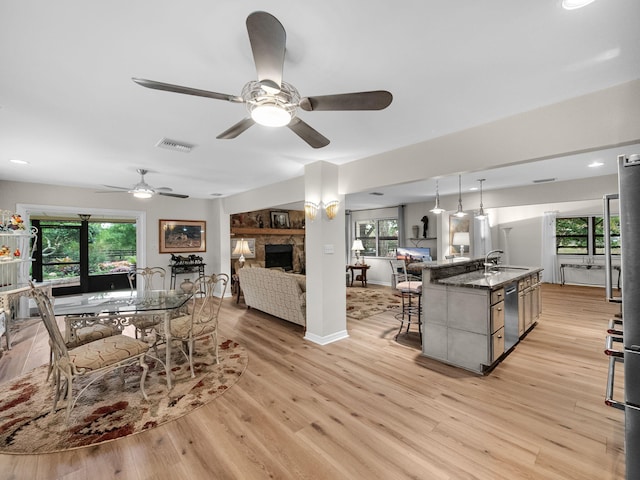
351 239 365 265
452 232 470 257
232 238 252 267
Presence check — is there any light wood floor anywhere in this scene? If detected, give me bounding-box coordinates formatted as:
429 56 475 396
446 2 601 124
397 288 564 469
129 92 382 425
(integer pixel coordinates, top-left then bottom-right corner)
0 284 625 479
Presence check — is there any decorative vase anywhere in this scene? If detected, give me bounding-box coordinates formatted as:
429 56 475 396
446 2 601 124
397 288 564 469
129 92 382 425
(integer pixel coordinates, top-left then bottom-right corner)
180 279 195 294
412 225 419 238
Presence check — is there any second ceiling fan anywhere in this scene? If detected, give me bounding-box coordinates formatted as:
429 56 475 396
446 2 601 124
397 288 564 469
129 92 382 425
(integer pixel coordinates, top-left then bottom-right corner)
132 11 392 148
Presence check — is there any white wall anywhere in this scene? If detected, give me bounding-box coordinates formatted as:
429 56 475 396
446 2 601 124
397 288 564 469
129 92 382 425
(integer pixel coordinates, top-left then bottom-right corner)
493 198 621 286
404 203 439 258
0 180 221 283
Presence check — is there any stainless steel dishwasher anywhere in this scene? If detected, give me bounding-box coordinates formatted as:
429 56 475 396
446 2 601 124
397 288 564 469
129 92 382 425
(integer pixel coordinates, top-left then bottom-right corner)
504 282 519 351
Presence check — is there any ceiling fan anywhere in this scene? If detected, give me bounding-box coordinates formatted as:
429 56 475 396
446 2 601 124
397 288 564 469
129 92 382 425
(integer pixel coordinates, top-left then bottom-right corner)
98 169 189 199
132 11 392 148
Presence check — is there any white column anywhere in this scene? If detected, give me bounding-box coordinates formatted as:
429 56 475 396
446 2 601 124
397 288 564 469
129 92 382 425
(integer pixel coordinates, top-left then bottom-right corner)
303 161 348 345
208 198 232 297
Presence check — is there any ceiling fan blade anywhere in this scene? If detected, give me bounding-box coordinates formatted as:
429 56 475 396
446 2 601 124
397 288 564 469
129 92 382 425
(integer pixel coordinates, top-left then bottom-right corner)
158 192 189 199
102 185 129 191
246 11 286 87
287 117 330 149
155 187 173 192
132 78 243 103
216 118 256 139
299 91 393 112
95 190 127 194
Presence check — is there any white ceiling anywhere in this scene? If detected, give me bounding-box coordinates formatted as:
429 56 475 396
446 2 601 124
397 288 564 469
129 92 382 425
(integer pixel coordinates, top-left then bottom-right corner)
1 1 639 208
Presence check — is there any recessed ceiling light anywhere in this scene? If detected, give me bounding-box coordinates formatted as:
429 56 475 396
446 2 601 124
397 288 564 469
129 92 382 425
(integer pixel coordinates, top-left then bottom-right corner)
9 159 29 165
469 187 478 191
588 161 604 168
210 193 223 197
562 0 596 10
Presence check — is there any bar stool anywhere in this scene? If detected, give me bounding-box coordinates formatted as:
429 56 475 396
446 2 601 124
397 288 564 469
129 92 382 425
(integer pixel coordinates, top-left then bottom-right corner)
389 260 423 341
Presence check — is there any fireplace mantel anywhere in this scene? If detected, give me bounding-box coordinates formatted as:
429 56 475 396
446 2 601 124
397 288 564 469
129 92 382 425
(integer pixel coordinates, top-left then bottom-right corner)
231 227 305 236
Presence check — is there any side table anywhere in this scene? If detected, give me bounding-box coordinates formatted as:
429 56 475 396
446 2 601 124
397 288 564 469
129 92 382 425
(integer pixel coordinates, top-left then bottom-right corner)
347 264 370 287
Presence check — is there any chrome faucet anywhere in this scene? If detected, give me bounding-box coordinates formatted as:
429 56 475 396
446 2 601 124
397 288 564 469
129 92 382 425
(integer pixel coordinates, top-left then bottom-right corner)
484 249 504 274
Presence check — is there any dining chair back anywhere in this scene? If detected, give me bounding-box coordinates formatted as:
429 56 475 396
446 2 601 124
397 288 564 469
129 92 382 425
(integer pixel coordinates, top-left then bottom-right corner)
128 266 166 292
30 282 150 423
155 273 229 378
127 267 167 339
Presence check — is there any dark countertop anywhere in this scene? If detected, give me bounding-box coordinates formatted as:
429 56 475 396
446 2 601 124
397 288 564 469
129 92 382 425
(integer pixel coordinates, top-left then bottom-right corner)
436 266 543 289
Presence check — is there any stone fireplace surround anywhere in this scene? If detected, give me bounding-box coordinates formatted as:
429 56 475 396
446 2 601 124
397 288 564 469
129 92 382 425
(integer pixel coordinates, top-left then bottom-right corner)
231 209 305 274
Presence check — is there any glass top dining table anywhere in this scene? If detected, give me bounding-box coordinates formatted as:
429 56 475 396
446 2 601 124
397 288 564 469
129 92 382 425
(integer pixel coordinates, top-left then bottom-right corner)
54 289 193 389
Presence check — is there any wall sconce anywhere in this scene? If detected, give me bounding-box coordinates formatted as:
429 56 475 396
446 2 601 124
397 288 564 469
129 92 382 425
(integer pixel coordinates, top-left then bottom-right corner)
324 200 340 220
304 201 319 221
232 238 252 267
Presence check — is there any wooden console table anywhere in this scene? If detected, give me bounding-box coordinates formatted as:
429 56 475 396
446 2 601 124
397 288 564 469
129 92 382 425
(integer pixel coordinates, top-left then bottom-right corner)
347 264 370 287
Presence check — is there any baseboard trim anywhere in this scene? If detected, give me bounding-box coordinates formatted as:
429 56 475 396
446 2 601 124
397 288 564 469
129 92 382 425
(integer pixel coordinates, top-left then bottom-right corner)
304 330 349 346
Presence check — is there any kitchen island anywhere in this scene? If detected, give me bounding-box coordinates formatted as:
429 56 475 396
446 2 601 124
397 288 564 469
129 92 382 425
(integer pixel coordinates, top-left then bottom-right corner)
419 258 542 374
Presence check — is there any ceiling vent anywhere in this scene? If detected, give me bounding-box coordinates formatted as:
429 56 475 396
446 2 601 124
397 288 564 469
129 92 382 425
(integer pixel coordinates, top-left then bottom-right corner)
370 192 384 196
533 178 557 184
155 138 194 153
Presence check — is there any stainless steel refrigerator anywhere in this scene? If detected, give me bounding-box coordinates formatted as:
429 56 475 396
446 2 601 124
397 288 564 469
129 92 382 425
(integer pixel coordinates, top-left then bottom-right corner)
608 153 640 478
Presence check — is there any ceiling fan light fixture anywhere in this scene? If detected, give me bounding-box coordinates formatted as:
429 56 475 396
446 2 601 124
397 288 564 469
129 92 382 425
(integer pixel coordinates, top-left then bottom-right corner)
562 0 596 10
251 104 291 127
243 80 299 128
133 189 154 199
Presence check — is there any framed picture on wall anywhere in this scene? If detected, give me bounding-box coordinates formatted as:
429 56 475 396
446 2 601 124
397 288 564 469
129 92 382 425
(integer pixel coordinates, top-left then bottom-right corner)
270 211 290 229
159 219 206 253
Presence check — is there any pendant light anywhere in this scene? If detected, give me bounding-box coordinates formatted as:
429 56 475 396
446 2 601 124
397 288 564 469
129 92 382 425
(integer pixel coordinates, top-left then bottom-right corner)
454 174 467 217
430 179 444 214
476 178 486 219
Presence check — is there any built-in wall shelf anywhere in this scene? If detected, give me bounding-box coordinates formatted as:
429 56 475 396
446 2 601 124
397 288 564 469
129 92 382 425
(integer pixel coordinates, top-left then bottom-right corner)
231 227 305 236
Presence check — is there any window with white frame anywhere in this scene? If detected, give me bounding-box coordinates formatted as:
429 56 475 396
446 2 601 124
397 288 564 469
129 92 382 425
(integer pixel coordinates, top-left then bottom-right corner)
555 215 620 255
355 218 398 257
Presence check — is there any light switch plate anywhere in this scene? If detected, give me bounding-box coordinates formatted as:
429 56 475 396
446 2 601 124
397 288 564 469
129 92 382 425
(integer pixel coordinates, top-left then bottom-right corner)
323 244 334 254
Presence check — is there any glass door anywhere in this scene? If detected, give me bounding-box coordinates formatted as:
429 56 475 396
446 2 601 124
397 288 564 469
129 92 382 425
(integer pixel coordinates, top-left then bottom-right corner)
32 218 136 295
32 220 82 295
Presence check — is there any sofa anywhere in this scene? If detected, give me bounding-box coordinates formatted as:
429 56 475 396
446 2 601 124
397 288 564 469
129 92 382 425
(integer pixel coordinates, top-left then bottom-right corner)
237 267 306 326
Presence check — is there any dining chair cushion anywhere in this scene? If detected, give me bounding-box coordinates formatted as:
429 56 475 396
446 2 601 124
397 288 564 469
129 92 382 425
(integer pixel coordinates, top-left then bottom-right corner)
161 314 216 338
68 324 117 348
68 335 149 372
131 315 161 329
396 281 422 295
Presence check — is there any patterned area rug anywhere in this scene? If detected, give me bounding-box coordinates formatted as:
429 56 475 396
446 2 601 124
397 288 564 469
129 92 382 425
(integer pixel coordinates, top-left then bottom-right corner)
0 337 247 454
346 286 402 320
